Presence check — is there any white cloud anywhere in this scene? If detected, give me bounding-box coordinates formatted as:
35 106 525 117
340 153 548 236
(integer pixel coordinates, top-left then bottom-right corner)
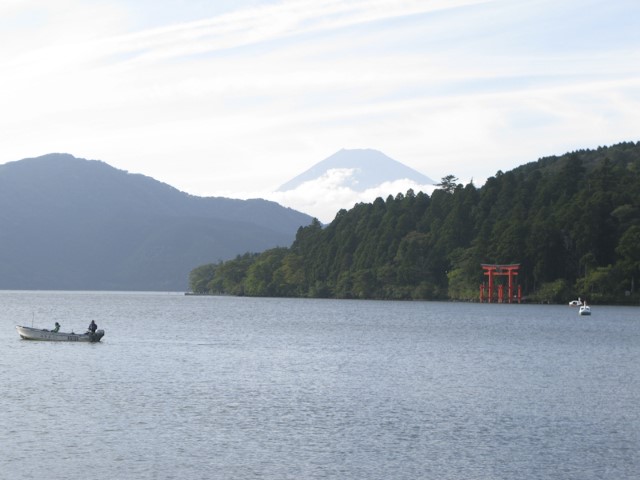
265 170 437 223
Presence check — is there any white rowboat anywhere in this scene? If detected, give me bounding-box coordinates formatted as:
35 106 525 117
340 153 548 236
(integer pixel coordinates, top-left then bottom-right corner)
16 325 105 342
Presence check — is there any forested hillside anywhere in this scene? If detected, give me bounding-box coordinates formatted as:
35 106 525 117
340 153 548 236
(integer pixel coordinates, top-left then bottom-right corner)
190 142 640 304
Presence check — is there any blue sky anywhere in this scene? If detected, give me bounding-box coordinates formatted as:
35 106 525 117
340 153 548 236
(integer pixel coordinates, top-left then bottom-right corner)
1 0 638 221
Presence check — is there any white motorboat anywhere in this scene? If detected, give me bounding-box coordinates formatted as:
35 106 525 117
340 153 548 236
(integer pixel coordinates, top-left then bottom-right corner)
16 325 105 342
578 304 591 316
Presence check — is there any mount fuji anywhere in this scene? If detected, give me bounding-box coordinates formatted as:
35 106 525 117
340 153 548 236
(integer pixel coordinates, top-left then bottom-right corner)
269 148 436 222
277 149 434 192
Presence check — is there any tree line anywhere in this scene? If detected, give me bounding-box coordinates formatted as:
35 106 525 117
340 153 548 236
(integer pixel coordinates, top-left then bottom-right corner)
189 142 640 304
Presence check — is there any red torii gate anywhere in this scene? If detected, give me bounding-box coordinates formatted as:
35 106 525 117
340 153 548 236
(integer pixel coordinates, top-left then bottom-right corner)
480 264 521 303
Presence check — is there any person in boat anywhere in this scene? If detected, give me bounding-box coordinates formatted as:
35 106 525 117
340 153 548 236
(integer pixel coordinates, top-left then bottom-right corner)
88 320 98 333
52 322 60 333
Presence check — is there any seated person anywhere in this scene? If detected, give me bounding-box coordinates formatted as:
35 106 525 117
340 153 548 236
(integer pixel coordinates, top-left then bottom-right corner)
52 322 60 333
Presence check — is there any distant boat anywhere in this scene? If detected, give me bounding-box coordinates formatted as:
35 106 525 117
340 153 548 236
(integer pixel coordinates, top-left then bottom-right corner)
16 325 105 342
569 297 583 307
578 303 591 316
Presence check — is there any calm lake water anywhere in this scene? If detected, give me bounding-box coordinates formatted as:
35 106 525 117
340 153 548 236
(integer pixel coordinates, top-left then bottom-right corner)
1 291 638 480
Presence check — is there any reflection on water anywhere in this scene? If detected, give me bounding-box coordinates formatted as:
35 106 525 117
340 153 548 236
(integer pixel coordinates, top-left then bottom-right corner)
1 292 639 479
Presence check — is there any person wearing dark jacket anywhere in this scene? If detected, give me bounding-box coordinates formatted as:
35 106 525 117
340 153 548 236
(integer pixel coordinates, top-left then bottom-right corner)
88 320 97 333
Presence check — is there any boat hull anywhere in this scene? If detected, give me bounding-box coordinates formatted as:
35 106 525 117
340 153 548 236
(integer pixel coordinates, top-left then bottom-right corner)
16 325 105 342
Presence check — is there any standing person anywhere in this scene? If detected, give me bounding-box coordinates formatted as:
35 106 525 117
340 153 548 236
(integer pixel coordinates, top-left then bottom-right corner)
88 320 97 333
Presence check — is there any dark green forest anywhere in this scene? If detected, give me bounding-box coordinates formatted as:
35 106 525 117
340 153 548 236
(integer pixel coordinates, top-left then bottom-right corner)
190 142 640 304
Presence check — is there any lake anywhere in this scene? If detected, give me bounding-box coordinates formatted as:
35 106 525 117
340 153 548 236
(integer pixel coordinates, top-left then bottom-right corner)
1 291 638 479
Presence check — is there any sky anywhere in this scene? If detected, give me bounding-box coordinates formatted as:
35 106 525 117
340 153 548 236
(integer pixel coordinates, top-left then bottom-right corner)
1 0 639 222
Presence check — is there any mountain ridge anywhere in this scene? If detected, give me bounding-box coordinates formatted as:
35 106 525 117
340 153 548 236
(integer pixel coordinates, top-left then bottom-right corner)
0 153 313 291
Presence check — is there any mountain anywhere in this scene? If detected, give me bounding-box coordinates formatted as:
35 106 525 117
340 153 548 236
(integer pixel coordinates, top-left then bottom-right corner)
0 153 313 291
277 148 434 192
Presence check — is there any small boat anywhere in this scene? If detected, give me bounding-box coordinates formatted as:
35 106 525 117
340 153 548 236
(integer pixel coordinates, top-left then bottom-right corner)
16 325 105 342
578 304 591 316
569 297 583 307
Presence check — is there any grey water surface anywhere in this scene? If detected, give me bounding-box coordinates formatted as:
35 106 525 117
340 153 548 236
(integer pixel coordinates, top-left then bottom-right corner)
1 291 638 479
